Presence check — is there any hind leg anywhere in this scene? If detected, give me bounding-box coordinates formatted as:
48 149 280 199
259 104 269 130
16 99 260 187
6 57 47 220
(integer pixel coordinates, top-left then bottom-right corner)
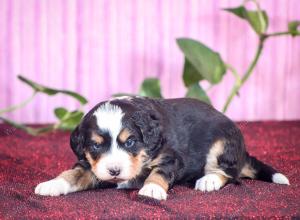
195 173 228 191
194 139 240 192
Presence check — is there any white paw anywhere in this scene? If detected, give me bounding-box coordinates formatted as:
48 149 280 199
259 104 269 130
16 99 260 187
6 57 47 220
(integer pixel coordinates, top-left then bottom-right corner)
138 183 167 200
195 174 223 192
35 178 72 196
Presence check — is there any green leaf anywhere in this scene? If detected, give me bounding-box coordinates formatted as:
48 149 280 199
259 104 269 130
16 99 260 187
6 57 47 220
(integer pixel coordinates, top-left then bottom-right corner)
177 38 226 84
54 107 68 120
224 6 246 19
224 6 268 35
58 91 88 105
139 78 163 98
185 83 211 104
288 21 300 36
247 10 268 35
58 111 84 130
183 58 203 87
18 75 88 105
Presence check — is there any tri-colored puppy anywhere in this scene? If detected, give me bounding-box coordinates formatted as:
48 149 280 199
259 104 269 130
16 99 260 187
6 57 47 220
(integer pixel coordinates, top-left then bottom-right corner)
35 97 289 200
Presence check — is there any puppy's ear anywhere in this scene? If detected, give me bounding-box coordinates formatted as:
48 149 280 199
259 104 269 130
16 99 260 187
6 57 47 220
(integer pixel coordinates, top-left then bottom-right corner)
70 125 85 160
132 110 162 151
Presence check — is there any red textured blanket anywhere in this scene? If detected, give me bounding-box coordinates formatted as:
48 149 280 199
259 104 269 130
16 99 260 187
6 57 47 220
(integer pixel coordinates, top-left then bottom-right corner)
0 121 299 219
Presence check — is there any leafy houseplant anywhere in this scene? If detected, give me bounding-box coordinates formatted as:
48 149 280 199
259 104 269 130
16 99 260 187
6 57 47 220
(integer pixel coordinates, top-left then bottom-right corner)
0 0 299 135
131 1 300 113
0 76 87 135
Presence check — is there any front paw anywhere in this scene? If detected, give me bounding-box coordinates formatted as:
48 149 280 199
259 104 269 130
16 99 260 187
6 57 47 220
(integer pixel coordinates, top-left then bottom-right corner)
138 183 167 200
35 178 72 196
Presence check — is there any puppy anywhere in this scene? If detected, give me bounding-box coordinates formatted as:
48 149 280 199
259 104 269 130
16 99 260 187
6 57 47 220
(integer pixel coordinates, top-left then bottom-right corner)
35 97 289 200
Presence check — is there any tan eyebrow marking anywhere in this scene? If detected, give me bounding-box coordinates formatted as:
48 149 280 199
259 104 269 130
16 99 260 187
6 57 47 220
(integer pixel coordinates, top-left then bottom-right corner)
91 132 104 144
118 128 131 143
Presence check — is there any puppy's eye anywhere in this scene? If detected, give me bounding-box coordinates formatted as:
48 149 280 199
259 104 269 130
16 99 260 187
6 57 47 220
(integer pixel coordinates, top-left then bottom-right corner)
124 138 135 148
92 144 101 150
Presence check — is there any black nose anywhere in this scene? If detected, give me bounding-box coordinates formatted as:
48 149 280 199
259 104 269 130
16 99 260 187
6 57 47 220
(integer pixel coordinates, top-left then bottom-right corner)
108 168 121 176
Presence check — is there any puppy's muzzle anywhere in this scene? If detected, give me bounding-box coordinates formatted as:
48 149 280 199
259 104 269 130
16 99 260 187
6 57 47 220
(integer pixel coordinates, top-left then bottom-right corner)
108 167 121 177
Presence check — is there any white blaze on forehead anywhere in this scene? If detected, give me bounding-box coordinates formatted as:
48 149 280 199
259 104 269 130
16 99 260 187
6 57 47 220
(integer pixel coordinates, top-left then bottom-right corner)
109 96 133 101
93 102 124 137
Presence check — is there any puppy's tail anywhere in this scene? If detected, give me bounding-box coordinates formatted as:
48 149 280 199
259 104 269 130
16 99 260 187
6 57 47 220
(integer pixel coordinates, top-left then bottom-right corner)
240 152 290 185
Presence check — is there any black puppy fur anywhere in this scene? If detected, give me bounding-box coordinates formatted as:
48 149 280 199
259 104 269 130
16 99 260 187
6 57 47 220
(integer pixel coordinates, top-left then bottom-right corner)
35 97 289 200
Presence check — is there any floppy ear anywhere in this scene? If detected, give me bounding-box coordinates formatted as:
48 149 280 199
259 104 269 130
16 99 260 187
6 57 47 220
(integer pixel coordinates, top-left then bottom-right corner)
132 110 163 151
70 125 85 160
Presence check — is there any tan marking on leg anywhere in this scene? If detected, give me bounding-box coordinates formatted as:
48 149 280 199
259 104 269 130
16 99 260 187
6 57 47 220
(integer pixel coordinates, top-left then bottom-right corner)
148 154 164 168
240 163 256 179
205 139 231 178
144 170 169 192
216 173 229 186
91 132 104 144
58 166 97 191
118 128 131 143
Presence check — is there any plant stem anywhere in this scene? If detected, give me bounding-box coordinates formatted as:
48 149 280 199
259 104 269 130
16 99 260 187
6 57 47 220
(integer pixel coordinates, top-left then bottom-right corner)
241 40 263 84
264 31 294 38
222 40 264 113
0 116 37 135
222 29 296 113
0 115 55 135
0 91 37 115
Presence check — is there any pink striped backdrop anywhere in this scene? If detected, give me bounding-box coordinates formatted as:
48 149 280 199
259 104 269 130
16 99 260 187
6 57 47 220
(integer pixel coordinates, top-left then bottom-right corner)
0 0 299 123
